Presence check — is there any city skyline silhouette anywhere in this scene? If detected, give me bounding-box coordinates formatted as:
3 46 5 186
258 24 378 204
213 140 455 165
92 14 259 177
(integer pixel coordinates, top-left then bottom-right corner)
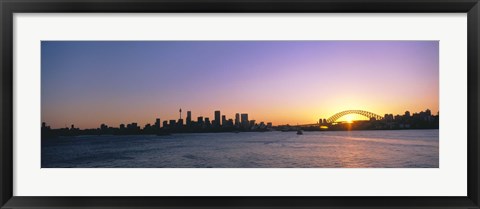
41 41 439 129
42 107 437 130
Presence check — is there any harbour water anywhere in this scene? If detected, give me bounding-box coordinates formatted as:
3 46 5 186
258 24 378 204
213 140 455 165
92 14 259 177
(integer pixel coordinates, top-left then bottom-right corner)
41 129 439 168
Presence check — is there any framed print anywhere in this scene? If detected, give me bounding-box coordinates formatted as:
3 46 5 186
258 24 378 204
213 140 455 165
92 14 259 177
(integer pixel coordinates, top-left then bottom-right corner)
1 0 479 208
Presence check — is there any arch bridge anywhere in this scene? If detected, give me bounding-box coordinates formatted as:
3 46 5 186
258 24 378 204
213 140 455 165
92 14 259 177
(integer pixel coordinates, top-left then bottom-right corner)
326 110 383 123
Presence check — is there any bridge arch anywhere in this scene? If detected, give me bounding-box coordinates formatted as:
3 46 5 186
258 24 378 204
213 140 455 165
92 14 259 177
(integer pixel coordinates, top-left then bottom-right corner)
327 110 383 123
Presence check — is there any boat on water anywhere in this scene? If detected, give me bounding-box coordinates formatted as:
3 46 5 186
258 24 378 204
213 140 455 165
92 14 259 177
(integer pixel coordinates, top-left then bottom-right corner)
297 130 303 135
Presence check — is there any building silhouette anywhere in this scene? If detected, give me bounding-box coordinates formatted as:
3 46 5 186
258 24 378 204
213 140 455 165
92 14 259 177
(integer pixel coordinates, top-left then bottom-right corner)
214 111 221 127
241 113 249 128
186 111 192 127
205 117 211 127
235 113 240 127
222 115 227 127
155 118 161 128
41 107 437 140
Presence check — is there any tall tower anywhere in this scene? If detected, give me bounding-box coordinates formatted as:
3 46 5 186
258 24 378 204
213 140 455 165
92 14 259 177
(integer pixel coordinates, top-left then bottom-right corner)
241 113 249 128
179 108 182 119
235 113 240 127
214 110 221 127
186 111 192 127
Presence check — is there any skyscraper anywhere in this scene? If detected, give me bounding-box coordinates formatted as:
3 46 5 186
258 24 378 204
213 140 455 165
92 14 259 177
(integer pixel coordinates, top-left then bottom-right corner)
205 117 211 127
214 110 221 127
155 118 161 128
221 115 227 127
241 113 249 128
186 111 192 127
235 113 240 127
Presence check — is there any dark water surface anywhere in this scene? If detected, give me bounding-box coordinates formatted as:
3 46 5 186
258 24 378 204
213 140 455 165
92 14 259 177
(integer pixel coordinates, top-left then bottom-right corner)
41 130 439 168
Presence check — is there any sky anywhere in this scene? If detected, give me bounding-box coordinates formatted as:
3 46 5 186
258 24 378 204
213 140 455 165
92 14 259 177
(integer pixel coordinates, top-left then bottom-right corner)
41 41 439 129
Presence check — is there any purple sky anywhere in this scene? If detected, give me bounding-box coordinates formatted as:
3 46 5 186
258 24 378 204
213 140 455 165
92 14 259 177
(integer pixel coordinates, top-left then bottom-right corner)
42 41 439 129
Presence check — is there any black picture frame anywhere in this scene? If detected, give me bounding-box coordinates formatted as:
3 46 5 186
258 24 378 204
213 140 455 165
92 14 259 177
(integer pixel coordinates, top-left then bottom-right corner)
1 0 479 208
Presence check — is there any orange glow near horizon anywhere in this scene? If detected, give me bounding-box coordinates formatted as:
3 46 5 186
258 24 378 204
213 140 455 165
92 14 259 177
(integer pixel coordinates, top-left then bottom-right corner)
344 115 354 123
42 41 439 129
44 106 438 129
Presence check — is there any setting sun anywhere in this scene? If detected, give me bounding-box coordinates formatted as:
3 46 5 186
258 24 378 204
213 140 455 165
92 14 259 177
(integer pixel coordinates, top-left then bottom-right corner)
345 115 354 123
